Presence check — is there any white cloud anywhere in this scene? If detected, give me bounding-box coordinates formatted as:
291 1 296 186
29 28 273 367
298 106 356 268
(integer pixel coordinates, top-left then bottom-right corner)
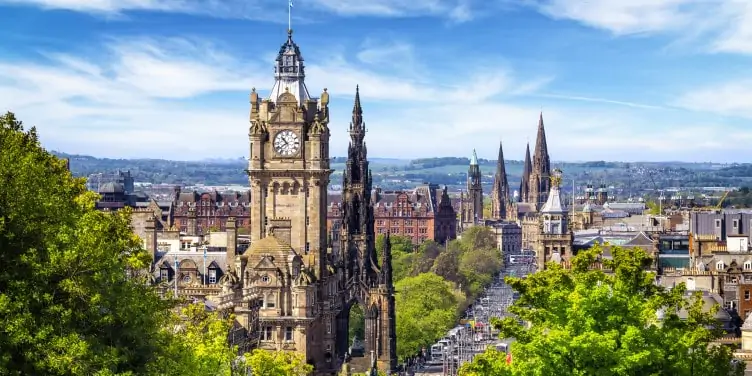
530 0 752 55
306 0 468 20
673 80 752 118
2 34 749 162
0 0 473 21
0 0 284 20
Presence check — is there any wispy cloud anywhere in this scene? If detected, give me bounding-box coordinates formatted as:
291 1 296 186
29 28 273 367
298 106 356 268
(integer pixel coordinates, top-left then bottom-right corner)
673 79 752 118
0 0 285 20
537 93 667 110
529 0 752 55
0 0 474 21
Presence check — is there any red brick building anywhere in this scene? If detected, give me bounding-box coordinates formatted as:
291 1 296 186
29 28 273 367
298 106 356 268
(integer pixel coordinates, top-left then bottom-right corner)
173 187 251 235
327 183 456 250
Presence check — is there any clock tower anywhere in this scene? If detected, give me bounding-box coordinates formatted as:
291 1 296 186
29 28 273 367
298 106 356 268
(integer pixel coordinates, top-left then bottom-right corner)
247 29 331 276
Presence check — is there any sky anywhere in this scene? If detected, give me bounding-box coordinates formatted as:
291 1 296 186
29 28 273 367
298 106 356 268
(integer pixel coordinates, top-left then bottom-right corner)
1 0 751 162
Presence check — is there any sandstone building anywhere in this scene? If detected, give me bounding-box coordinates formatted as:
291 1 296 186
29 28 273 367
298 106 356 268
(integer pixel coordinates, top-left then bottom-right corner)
459 150 483 231
140 30 397 375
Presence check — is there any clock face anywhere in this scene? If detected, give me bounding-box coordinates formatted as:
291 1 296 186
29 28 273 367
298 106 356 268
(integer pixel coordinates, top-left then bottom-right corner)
274 130 300 156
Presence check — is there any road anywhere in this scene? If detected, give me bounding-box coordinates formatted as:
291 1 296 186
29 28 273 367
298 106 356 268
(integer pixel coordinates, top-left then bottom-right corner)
412 251 536 376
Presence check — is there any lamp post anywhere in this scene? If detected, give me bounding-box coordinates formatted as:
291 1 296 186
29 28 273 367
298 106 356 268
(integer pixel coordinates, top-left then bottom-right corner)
173 255 179 296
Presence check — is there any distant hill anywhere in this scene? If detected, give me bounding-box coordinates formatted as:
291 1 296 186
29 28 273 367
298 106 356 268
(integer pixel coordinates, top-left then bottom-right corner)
52 151 752 193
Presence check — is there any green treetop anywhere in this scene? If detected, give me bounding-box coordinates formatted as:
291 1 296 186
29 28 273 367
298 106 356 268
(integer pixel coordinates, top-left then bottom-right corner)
460 244 744 376
0 112 172 375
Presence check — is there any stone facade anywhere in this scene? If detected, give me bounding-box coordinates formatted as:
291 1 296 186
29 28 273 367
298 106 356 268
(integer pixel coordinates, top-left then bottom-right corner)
490 142 510 221
459 150 483 231
202 32 396 375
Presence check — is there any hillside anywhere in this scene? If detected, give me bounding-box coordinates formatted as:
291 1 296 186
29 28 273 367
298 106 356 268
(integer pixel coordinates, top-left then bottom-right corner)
54 152 751 195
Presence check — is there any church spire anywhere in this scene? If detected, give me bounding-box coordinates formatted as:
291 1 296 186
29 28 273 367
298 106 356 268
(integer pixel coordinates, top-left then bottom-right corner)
529 112 552 208
491 141 509 219
269 29 310 104
380 232 393 288
520 143 532 203
533 112 550 176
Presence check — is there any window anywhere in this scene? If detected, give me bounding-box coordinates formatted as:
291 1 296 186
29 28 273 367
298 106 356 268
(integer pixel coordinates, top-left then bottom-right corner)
209 269 217 284
745 290 750 301
734 219 739 228
266 294 276 308
715 219 722 228
391 227 399 234
285 326 294 341
326 319 332 334
746 261 752 271
262 326 273 341
160 268 170 282
406 228 414 234
716 261 725 271
405 219 413 226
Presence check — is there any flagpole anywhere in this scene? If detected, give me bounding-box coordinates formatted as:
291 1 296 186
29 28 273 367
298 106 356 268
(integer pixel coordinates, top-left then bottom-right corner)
288 0 292 32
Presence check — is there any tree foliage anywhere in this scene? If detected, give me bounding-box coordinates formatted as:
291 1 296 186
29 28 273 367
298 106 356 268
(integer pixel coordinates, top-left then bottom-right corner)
0 111 172 375
395 273 462 361
460 245 744 376
0 112 319 376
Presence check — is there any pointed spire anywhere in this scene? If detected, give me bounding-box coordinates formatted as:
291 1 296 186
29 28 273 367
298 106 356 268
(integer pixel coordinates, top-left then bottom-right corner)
491 141 509 219
470 149 478 165
533 112 550 174
520 143 532 203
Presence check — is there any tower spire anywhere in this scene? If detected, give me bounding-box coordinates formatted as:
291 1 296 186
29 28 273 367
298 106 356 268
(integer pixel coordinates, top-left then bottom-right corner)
491 141 509 219
520 143 532 203
269 28 310 104
530 112 552 208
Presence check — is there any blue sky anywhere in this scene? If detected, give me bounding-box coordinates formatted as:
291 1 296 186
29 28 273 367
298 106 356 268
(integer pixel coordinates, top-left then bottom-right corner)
1 0 751 162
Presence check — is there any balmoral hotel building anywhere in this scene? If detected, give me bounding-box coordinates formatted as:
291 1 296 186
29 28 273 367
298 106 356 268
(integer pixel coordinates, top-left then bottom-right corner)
327 183 457 252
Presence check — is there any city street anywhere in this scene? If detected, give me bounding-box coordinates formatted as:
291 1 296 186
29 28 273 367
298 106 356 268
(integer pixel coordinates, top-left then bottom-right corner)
412 251 536 376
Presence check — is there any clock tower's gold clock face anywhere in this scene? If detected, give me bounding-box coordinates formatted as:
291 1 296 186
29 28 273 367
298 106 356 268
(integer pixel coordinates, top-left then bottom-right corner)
274 129 300 156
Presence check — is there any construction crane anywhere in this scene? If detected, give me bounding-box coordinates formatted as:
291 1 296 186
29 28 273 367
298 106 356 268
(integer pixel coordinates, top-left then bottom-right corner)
690 190 730 212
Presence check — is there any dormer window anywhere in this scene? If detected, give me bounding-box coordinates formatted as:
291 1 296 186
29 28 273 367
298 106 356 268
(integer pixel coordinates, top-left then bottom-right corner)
717 261 725 270
160 267 171 282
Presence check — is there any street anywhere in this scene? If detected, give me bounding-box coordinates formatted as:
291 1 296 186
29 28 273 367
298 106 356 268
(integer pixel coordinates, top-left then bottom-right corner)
413 250 536 376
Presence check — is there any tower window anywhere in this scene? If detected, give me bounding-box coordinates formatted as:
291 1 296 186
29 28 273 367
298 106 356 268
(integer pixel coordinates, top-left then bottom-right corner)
285 326 294 341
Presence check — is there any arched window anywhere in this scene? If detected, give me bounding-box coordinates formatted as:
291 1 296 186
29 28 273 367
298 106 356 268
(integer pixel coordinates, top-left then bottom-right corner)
266 293 276 308
716 261 725 271
745 261 752 271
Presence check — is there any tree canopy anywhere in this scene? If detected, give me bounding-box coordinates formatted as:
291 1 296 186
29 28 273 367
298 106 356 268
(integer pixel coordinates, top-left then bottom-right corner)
0 112 173 375
460 245 744 376
0 112 315 376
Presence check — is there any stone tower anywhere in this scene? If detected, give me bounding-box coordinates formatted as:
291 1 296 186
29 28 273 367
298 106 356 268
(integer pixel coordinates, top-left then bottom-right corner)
461 150 483 230
535 169 573 270
242 29 335 372
336 87 398 372
528 113 551 209
490 141 509 220
519 143 532 204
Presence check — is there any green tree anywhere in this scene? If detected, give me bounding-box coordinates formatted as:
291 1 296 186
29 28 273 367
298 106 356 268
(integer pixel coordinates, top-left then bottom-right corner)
395 273 462 361
458 226 497 252
458 247 502 297
431 243 462 283
0 112 173 375
460 245 744 376
410 241 442 275
158 303 313 376
245 349 312 376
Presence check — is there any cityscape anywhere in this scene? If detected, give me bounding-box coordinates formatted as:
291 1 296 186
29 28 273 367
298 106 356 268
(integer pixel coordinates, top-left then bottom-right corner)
3 1 752 376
